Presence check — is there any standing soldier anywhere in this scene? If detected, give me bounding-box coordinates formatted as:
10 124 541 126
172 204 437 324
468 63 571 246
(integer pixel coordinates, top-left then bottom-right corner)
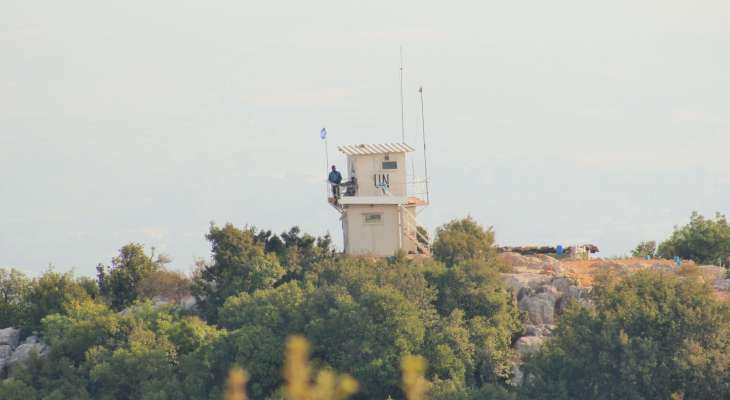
328 165 342 201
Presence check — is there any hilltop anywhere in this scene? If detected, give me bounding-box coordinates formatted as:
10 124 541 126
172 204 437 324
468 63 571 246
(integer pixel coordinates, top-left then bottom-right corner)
502 252 729 297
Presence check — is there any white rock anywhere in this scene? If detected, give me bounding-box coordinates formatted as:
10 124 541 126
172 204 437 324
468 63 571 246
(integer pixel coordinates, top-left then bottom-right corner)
509 364 525 386
519 291 559 325
498 252 534 267
7 342 48 374
0 345 12 359
533 255 562 273
550 277 574 293
24 336 39 345
180 295 198 311
556 285 591 313
502 273 553 292
524 324 557 337
0 328 20 349
523 325 544 337
515 336 546 356
0 344 12 377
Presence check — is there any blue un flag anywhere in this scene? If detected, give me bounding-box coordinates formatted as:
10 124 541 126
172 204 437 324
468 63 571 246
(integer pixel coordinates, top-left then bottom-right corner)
320 127 327 140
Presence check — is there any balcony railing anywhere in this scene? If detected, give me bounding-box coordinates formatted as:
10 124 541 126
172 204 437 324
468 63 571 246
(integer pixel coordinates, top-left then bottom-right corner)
325 176 429 204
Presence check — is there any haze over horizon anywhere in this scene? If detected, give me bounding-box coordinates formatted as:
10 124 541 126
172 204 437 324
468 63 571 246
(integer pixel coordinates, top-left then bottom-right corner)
2 1 729 276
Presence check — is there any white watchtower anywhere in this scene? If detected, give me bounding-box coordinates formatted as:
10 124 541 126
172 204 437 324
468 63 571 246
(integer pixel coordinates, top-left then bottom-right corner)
328 143 430 257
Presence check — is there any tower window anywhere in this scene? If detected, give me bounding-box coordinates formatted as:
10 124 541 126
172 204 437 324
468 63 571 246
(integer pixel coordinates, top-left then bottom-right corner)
382 161 398 170
363 213 383 224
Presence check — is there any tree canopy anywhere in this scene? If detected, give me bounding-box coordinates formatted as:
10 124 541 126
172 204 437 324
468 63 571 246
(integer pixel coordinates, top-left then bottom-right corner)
519 270 730 400
630 240 656 258
1 218 522 400
432 217 497 267
657 211 730 265
5 215 729 399
96 243 165 310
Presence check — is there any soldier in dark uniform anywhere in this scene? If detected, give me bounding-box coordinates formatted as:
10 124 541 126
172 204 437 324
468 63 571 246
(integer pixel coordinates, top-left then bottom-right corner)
328 165 342 201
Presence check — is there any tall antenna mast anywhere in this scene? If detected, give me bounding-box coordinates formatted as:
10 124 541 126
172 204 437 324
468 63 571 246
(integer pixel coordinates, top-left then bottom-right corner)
419 86 430 204
399 46 405 144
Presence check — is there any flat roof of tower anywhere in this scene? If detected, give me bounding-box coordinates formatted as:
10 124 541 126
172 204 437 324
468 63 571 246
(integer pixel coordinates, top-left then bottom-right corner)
337 143 415 156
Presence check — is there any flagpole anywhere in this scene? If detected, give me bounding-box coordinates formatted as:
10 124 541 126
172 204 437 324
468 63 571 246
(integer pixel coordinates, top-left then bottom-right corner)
322 128 330 199
325 137 329 172
419 87 430 205
400 46 405 144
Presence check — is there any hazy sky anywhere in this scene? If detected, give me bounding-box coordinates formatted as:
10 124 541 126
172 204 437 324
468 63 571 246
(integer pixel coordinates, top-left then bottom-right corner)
2 1 729 276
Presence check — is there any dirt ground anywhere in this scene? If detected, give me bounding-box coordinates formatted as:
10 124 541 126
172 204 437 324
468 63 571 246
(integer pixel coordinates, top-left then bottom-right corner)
559 257 729 301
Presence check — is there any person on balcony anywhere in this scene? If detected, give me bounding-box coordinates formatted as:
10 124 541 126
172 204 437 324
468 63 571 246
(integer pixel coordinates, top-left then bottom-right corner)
328 165 343 201
344 176 357 196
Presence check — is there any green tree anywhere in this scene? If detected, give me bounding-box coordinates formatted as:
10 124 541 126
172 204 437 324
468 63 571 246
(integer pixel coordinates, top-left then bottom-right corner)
304 284 426 399
97 243 163 310
0 379 37 400
160 315 220 355
219 281 308 332
432 217 497 267
424 309 475 387
433 259 523 383
520 270 730 400
192 223 285 323
657 211 730 265
214 272 431 399
76 276 101 300
305 255 521 392
255 226 336 281
10 355 91 400
0 268 31 329
25 270 91 332
35 298 222 399
631 240 656 258
43 300 124 363
87 324 183 400
305 257 439 323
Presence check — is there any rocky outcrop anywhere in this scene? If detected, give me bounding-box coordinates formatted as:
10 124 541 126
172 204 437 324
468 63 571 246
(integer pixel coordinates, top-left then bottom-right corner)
519 288 560 325
0 328 20 349
499 252 563 274
699 266 730 291
502 255 593 386
7 339 49 375
0 328 22 377
515 336 546 356
0 330 49 378
504 257 730 386
503 271 591 326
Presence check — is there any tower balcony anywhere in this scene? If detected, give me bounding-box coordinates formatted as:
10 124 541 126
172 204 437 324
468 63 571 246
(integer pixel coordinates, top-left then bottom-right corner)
326 176 428 210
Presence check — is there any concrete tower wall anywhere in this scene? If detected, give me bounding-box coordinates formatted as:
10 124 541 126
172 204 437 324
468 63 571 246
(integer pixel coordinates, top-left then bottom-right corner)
342 204 417 257
347 152 407 197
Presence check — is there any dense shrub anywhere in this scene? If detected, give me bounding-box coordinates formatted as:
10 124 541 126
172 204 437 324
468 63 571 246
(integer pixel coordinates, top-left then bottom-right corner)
0 218 526 399
657 211 730 265
96 243 164 310
631 240 656 258
519 271 730 400
432 217 497 267
192 223 286 323
0 268 31 329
